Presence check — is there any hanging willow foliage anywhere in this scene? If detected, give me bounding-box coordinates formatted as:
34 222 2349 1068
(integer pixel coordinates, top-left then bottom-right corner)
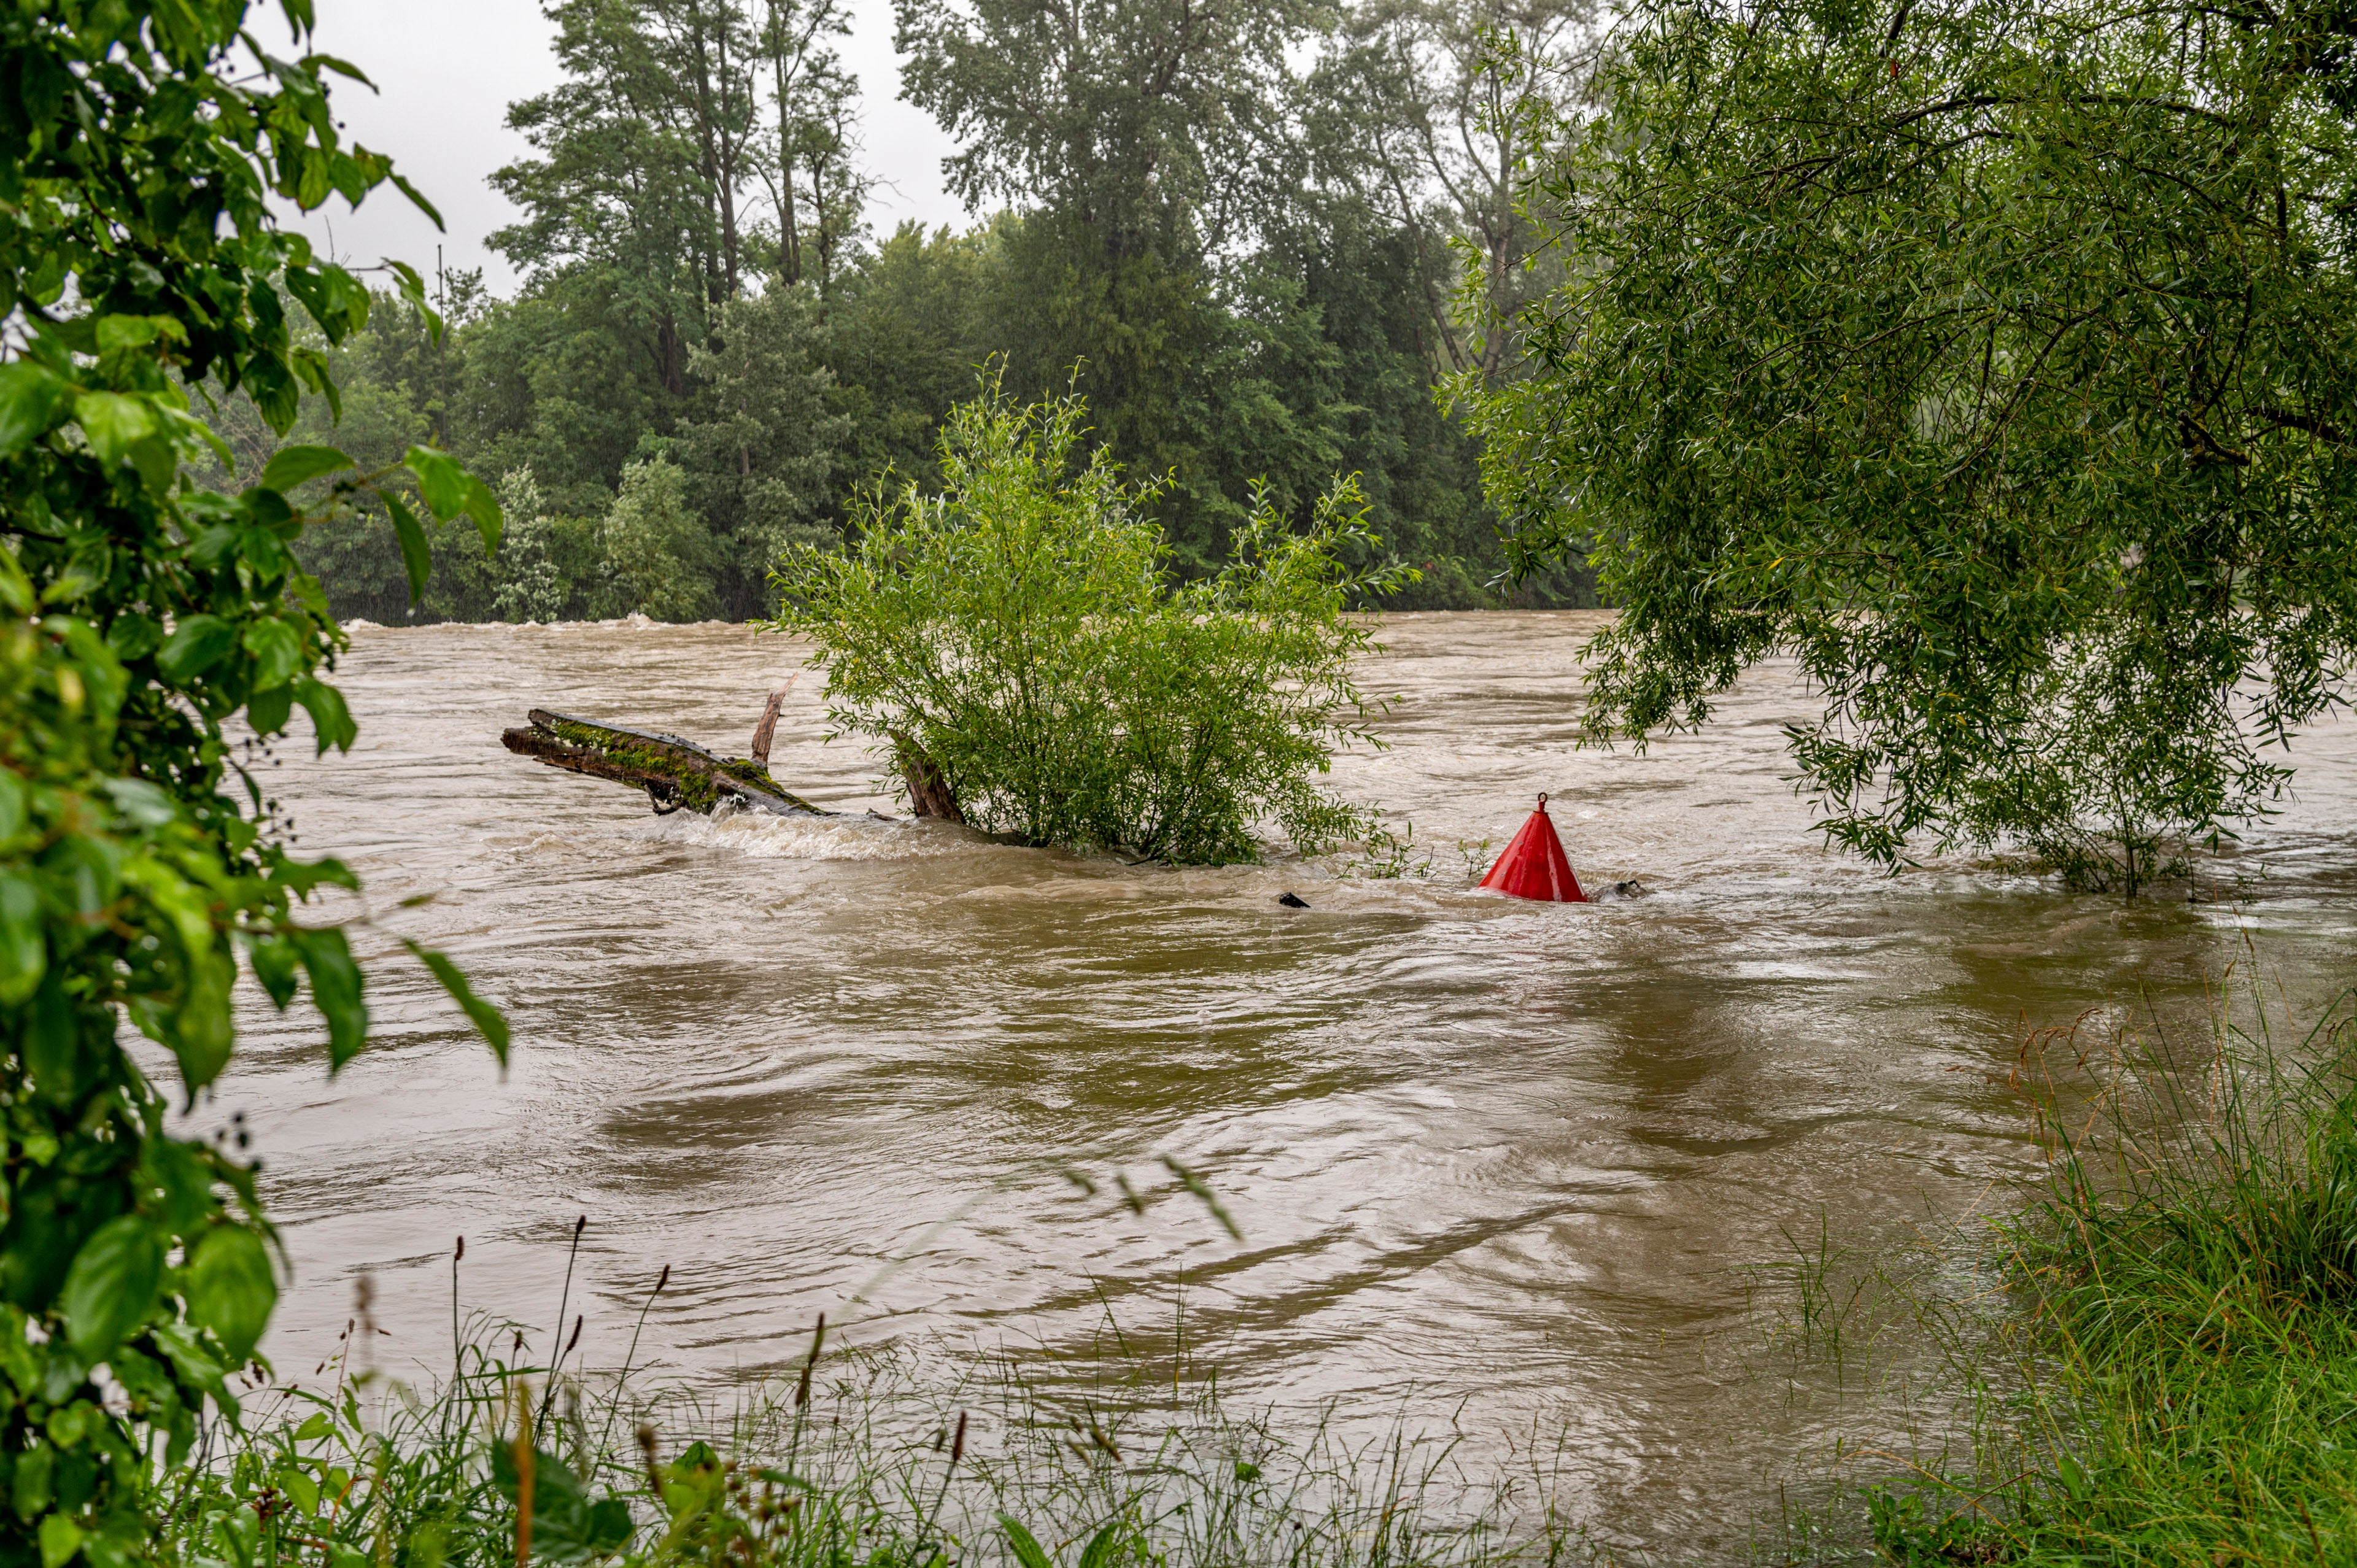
1465 0 2357 889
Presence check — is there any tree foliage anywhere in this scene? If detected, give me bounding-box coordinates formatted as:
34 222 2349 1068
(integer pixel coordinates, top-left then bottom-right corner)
769 384 1410 863
211 0 1607 627
0 3 503 1559
1468 0 2357 887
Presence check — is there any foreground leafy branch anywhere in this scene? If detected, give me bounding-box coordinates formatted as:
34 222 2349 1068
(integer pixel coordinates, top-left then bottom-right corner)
0 4 506 1562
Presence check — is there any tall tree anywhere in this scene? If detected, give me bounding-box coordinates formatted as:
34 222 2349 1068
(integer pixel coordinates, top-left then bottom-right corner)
680 284 851 611
896 0 1315 261
1468 0 2357 888
1320 0 1595 378
759 0 867 290
493 0 761 393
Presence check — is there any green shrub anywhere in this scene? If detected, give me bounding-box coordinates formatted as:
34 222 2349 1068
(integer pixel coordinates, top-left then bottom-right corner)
768 384 1412 863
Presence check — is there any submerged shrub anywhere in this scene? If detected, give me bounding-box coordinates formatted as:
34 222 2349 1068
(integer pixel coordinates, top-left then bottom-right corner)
768 383 1414 863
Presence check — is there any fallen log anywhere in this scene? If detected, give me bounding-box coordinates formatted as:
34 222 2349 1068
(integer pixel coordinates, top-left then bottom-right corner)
500 709 831 817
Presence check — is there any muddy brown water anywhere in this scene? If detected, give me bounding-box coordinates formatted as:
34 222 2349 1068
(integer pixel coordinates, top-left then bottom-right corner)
217 612 2357 1556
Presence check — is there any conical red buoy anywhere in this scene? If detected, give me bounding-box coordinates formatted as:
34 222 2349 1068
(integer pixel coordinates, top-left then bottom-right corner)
1480 794 1586 902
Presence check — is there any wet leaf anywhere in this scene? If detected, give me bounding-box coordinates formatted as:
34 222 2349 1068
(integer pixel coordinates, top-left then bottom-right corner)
999 1515 1054 1568
258 445 354 493
157 616 236 682
0 875 42 1006
61 1215 164 1359
0 363 67 457
401 941 508 1064
185 1226 276 1365
384 493 430 601
290 926 366 1067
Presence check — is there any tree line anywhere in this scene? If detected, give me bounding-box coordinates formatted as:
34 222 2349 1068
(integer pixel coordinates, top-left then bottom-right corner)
227 0 1603 624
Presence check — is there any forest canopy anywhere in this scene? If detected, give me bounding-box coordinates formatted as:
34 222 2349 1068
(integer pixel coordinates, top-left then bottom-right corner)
243 0 1607 624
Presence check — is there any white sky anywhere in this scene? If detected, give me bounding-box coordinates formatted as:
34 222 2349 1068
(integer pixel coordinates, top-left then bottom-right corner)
280 0 967 295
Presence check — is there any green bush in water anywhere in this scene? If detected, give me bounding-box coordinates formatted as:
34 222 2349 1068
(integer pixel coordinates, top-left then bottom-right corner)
768 382 1415 863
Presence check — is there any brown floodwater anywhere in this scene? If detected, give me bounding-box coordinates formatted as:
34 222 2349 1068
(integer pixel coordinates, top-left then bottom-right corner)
218 612 2357 1556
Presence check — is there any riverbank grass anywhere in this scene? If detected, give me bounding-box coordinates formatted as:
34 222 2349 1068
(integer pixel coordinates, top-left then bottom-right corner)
158 1327 1585 1568
1869 994 2357 1566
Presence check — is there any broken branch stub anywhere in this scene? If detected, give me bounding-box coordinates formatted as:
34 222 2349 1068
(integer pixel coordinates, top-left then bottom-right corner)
501 709 830 817
750 677 795 765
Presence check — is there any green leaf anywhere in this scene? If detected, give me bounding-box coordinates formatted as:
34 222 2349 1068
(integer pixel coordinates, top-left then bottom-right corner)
92 316 150 352
291 677 357 754
157 616 238 682
0 875 42 1006
13 1445 52 1521
999 1516 1055 1568
259 444 354 492
149 1323 228 1396
464 476 504 554
185 1226 276 1368
38 1512 82 1568
72 392 156 466
400 941 509 1064
404 445 469 522
61 1215 164 1359
1078 1520 1124 1568
308 54 376 88
586 1497 633 1554
269 856 360 895
242 617 305 691
247 681 294 736
106 614 163 662
0 363 68 457
278 1471 320 1518
247 935 300 1010
384 493 431 601
291 926 367 1067
390 174 444 232
101 778 174 828
0 546 34 616
25 974 79 1102
189 525 242 571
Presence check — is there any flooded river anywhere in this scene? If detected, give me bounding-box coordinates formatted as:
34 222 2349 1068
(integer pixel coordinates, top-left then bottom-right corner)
222 612 2357 1556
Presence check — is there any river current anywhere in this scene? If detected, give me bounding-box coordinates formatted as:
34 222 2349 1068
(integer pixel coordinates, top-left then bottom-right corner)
220 612 2357 1556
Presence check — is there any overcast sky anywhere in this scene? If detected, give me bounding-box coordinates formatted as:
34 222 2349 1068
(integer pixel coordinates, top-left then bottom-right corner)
279 0 966 295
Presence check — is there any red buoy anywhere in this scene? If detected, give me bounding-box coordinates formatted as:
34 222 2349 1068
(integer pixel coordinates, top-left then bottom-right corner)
1480 794 1586 903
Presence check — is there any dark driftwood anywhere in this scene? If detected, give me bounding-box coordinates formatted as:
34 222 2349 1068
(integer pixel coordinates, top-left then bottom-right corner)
501 709 830 817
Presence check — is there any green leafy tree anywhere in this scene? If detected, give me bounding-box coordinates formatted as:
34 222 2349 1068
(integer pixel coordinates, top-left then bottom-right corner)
0 4 506 1561
1318 0 1592 380
819 222 998 494
1466 0 2357 889
603 454 720 620
761 0 869 291
679 284 851 612
490 468 571 623
769 382 1412 862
